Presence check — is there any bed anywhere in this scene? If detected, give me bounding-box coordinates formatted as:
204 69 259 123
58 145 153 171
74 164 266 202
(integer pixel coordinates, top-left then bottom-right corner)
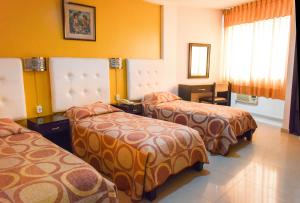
126 59 257 155
0 58 118 203
0 119 118 203
49 57 209 201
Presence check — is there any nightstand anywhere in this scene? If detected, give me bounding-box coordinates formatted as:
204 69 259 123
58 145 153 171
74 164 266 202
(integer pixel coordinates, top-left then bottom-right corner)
27 114 72 152
112 103 143 115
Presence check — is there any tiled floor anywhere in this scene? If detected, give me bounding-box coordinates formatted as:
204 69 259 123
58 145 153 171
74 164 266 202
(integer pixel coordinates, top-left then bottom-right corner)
118 123 300 203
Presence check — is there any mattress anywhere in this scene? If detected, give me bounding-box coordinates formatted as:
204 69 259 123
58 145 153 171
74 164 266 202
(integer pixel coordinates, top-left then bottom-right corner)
0 118 118 203
65 102 209 200
143 99 257 155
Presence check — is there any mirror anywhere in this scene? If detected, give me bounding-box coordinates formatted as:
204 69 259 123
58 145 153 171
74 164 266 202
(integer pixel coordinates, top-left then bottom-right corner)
188 43 211 78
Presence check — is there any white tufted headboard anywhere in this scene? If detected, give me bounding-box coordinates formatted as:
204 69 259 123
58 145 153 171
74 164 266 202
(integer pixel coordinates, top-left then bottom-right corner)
49 57 110 112
126 59 166 100
0 58 27 120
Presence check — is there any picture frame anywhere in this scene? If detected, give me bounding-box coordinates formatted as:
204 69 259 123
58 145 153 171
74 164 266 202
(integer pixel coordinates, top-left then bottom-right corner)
63 2 96 41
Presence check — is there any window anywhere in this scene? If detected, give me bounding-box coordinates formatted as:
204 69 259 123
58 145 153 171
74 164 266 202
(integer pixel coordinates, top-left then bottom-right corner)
221 0 292 100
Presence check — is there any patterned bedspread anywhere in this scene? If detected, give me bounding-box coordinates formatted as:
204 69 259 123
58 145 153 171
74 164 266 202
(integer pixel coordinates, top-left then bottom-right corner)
66 102 208 200
0 118 118 203
143 100 257 155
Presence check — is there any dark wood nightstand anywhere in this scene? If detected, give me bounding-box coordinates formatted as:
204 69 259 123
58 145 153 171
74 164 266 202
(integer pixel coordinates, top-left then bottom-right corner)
112 103 143 115
27 114 72 152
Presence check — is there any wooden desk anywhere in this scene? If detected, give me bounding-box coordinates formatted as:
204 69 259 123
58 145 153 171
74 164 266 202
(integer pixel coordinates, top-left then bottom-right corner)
178 84 215 101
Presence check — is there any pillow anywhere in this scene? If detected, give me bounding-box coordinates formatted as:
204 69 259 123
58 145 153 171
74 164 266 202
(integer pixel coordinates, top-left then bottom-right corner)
0 118 31 137
64 101 122 122
143 92 181 105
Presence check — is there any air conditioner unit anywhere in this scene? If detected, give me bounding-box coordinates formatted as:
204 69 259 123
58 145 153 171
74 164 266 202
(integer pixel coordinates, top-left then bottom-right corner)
236 94 258 105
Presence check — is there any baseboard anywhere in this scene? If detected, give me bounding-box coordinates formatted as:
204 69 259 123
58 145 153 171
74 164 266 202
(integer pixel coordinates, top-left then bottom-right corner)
251 113 283 127
281 128 289 133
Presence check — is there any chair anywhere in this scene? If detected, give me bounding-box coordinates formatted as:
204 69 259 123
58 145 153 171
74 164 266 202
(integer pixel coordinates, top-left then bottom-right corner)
198 83 216 104
199 82 231 106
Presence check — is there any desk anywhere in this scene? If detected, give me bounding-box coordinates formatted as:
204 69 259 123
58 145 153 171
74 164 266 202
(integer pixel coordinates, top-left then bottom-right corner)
178 84 215 101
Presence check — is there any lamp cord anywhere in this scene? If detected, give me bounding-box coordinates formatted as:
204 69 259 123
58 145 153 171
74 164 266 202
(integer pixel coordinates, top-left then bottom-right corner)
33 72 39 107
115 68 118 100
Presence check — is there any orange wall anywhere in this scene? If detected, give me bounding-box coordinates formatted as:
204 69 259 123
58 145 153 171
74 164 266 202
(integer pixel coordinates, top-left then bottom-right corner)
0 0 161 118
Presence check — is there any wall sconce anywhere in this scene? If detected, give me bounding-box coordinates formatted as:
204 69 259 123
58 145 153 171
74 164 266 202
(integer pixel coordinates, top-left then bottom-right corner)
23 57 46 71
109 58 122 69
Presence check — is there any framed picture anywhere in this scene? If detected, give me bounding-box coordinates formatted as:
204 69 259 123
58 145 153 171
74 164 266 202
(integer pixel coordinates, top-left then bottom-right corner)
63 2 96 41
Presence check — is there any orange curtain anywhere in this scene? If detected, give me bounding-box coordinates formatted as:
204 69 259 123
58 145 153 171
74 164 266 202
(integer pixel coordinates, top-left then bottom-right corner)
222 0 293 100
224 0 293 27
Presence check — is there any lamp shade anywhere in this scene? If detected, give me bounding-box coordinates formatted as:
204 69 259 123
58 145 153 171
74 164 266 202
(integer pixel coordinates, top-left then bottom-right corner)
23 57 46 71
109 58 122 69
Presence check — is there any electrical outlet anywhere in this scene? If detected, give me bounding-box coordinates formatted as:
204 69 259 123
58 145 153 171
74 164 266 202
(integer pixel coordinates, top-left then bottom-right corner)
36 105 43 114
115 94 120 101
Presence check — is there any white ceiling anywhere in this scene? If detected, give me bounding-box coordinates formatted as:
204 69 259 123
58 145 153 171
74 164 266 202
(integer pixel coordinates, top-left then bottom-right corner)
145 0 254 9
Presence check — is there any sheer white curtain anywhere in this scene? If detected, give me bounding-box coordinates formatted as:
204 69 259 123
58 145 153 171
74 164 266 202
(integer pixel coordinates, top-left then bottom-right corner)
221 16 291 99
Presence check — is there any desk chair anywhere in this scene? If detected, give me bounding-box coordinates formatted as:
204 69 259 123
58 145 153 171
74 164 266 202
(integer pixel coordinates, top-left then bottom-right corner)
200 82 231 106
198 83 216 103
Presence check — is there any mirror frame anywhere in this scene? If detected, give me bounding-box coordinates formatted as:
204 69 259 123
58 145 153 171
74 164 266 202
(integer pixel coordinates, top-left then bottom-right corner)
188 43 211 79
